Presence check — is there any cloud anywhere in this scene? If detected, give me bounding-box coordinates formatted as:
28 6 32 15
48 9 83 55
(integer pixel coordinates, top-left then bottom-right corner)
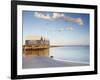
63 17 83 26
34 12 83 25
75 18 83 25
57 27 74 32
66 27 74 31
52 13 64 19
34 12 64 20
34 12 51 20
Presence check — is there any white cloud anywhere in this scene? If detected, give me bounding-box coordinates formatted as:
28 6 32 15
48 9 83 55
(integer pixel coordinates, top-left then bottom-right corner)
34 12 51 20
52 13 64 19
63 16 83 25
34 12 83 25
34 12 65 20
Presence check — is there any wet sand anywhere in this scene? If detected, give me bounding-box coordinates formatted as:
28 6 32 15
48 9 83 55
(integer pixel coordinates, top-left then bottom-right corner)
22 56 89 69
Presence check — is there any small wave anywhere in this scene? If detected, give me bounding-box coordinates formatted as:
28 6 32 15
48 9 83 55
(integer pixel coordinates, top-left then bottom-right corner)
53 58 89 64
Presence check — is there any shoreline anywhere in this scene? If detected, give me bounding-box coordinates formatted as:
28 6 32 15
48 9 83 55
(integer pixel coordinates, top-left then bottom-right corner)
23 56 89 69
53 58 89 64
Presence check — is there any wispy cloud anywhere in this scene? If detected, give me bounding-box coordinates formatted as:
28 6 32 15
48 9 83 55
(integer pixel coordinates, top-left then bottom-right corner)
63 17 83 25
66 27 74 31
34 12 84 25
57 27 74 32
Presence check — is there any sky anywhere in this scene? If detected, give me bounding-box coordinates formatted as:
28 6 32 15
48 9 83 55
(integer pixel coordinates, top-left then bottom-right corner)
22 11 90 45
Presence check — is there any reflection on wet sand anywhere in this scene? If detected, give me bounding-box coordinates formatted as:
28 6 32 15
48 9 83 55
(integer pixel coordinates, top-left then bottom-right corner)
23 49 49 57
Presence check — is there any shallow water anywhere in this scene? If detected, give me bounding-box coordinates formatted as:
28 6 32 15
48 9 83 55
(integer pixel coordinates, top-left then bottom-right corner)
23 46 90 64
49 46 90 64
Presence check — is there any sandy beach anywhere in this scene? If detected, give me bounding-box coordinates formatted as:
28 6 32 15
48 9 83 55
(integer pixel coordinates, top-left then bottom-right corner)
22 56 89 69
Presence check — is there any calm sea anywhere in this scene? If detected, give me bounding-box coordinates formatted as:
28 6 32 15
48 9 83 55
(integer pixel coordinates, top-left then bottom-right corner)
49 46 90 64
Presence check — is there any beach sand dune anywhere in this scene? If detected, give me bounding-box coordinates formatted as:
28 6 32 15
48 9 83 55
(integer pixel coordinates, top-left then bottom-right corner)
22 56 89 69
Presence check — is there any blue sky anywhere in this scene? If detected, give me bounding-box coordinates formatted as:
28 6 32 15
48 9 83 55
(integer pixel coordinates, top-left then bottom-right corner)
22 11 90 45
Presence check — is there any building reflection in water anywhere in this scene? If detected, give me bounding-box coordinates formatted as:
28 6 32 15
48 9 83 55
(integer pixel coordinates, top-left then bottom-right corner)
23 49 49 57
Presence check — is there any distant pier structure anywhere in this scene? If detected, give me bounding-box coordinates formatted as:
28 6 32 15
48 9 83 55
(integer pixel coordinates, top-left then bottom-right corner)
23 35 50 56
23 36 50 50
